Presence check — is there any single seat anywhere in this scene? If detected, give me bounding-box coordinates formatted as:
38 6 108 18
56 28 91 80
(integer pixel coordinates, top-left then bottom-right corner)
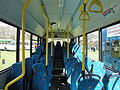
107 73 120 90
113 60 120 72
40 56 53 81
6 63 24 90
25 57 34 90
92 61 106 80
71 62 82 90
32 54 40 63
66 57 78 77
32 63 49 90
78 78 103 90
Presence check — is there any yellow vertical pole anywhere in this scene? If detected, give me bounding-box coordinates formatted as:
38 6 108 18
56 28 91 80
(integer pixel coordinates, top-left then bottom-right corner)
46 19 49 66
67 29 70 58
40 5 49 66
4 0 31 90
79 3 90 78
51 32 53 57
82 15 86 71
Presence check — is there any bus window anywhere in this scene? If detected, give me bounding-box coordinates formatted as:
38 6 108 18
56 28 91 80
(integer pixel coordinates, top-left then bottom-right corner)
112 40 120 58
0 21 16 71
106 41 110 53
87 31 99 61
20 31 30 61
32 35 37 53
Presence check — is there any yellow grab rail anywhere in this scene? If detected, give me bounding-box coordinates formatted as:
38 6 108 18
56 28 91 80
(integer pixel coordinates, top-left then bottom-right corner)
40 4 49 66
81 15 86 71
4 0 31 90
66 28 70 58
79 3 89 73
88 0 103 13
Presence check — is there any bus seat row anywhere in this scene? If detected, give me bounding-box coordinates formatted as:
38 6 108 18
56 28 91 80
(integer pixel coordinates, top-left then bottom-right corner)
63 42 120 90
6 41 54 90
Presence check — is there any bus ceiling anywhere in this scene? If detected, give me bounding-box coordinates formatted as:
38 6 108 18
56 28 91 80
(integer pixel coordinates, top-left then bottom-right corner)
0 0 120 38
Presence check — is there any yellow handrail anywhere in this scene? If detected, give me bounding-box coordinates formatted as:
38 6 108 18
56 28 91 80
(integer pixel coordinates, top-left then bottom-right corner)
40 4 49 66
4 0 31 90
88 0 103 13
66 28 70 58
79 3 89 74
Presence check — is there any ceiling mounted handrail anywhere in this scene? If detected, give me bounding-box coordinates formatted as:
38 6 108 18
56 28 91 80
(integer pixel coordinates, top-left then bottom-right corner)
79 3 90 79
88 0 103 13
67 18 73 29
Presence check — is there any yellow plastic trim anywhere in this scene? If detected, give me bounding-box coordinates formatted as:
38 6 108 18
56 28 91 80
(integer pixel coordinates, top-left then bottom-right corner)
40 4 49 66
79 11 90 21
4 0 31 90
82 14 86 71
88 0 103 13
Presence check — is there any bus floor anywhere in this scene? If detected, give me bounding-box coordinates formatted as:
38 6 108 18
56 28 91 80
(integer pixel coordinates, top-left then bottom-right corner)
50 47 70 90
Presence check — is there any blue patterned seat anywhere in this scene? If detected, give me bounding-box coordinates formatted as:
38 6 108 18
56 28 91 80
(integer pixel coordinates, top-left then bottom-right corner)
32 54 40 63
71 62 82 90
32 63 49 90
40 56 53 81
7 63 23 90
25 58 34 90
113 60 120 72
78 78 103 90
66 57 78 77
107 73 120 90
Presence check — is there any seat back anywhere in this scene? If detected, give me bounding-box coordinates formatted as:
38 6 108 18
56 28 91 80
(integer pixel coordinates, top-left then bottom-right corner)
32 54 40 63
7 63 23 90
25 58 34 90
66 57 78 77
32 63 49 90
71 62 82 90
108 75 120 90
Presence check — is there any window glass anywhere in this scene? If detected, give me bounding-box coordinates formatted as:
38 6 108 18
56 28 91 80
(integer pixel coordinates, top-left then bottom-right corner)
32 35 37 53
79 36 83 52
106 41 110 53
0 21 16 71
20 31 30 61
112 40 120 58
87 31 99 61
102 23 120 71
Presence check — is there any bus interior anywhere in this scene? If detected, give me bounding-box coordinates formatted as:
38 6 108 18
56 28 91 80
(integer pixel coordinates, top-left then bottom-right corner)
0 0 120 90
